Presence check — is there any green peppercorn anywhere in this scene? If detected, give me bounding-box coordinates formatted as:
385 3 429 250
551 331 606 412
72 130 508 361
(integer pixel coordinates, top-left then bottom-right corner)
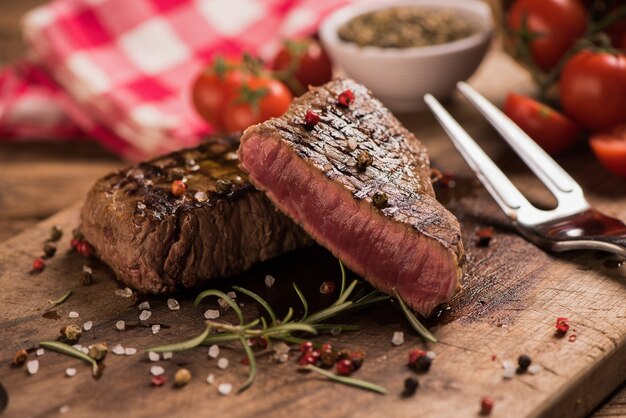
372 192 388 209
174 368 192 386
60 324 82 342
216 179 233 194
88 342 108 362
355 151 373 171
49 225 63 242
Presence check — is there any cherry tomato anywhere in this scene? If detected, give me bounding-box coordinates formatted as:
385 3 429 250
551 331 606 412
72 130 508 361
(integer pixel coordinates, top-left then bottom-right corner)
223 76 292 133
507 0 587 71
589 124 626 177
503 93 581 155
191 57 247 128
560 50 626 132
272 38 333 95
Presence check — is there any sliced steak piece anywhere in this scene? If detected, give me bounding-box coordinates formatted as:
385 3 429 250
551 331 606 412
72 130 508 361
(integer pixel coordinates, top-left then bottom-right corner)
80 135 310 293
239 79 465 316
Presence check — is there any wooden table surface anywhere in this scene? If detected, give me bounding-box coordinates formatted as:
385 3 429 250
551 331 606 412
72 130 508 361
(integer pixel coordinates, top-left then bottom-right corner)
0 1 624 416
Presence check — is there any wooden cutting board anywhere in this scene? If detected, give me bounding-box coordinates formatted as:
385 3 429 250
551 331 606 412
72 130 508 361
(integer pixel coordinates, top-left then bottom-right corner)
1 51 625 418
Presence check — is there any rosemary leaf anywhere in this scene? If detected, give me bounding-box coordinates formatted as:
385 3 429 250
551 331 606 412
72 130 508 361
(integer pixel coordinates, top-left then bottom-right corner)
312 324 360 332
48 290 73 306
292 283 308 319
303 301 352 325
282 307 294 324
393 289 437 343
333 279 358 307
304 365 387 394
232 286 277 324
265 323 317 337
146 325 211 353
338 260 346 296
260 316 268 331
200 334 240 346
194 289 243 324
39 341 99 376
238 336 257 393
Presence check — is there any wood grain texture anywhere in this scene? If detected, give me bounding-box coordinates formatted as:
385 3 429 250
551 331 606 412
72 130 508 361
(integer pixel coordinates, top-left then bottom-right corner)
0 49 625 418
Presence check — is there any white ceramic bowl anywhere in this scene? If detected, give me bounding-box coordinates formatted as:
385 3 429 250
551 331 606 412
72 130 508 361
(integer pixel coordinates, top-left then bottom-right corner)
319 0 494 112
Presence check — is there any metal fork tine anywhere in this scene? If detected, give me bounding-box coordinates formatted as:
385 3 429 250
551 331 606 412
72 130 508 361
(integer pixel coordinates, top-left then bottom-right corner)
456 82 583 199
424 94 533 217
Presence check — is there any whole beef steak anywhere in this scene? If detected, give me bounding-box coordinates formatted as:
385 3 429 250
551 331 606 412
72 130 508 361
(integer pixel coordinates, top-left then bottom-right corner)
239 79 465 316
80 135 310 293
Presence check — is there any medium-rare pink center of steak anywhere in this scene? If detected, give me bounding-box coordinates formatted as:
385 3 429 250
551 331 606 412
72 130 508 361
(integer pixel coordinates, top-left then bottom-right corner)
239 79 465 316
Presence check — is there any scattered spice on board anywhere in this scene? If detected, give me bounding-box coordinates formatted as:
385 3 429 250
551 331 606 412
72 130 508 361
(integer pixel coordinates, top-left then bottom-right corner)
430 168 456 188
32 258 45 273
480 396 494 415
319 281 336 295
13 349 28 366
555 317 570 336
338 7 477 48
43 242 57 259
49 225 63 242
174 368 192 386
569 334 577 342
475 227 494 247
391 331 405 346
408 349 431 373
402 377 419 397
151 375 167 387
517 354 532 374
264 275 275 288
60 325 82 342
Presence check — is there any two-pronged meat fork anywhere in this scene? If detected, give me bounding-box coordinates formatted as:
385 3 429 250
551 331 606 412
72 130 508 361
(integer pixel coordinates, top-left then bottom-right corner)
424 82 626 258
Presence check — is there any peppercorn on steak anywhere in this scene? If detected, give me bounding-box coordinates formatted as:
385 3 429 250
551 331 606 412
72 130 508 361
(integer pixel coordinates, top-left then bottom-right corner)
80 135 310 293
239 79 465 316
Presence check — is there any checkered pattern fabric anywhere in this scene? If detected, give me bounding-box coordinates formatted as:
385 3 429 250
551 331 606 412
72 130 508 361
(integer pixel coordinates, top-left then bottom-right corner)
0 0 347 160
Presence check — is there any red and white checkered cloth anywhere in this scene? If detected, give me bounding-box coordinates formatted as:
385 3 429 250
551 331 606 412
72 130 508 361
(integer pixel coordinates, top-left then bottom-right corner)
1 0 348 160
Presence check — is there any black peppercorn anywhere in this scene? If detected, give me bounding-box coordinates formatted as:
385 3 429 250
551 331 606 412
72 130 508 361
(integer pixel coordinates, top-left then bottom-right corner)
372 192 388 209
402 377 419 397
355 151 373 171
43 242 57 258
49 225 63 242
517 354 532 373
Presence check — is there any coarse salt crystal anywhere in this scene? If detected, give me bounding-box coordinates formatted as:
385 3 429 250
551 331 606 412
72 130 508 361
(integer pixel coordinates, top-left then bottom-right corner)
426 351 437 360
217 383 232 395
217 299 229 309
167 298 180 310
27 360 39 375
125 347 137 356
206 373 215 384
73 344 83 350
502 360 516 379
347 138 358 150
150 366 165 376
528 364 543 375
227 291 237 299
59 405 70 414
148 352 160 362
115 287 133 298
115 320 125 331
208 345 220 358
82 265 93 274
162 352 173 360
217 358 229 369
112 344 125 355
264 275 276 287
275 352 289 363
194 191 208 202
152 324 161 334
391 331 405 346
83 321 93 331
81 347 89 354
36 348 44 356
138 301 150 310
204 309 220 320
139 310 152 321
68 311 79 319
65 368 77 377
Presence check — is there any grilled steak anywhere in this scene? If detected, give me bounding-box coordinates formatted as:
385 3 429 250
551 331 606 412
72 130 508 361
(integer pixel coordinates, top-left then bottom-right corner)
239 79 465 316
80 135 310 293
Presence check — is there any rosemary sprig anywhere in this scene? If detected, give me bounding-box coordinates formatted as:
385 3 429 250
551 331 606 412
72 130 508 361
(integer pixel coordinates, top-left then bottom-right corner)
393 289 437 344
146 325 211 353
232 286 277 324
239 336 257 393
292 283 308 319
39 341 99 376
303 365 387 394
48 290 73 306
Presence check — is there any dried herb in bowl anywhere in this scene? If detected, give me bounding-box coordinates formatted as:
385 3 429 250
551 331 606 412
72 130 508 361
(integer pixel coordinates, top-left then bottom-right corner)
338 7 477 48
